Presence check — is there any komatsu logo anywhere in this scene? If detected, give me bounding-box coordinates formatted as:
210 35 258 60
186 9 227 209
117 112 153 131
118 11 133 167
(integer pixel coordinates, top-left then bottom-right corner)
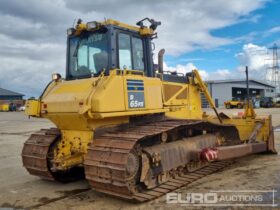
127 79 145 109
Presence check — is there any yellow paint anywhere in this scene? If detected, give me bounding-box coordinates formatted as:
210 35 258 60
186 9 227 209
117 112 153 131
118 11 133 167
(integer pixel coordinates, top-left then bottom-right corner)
25 100 40 116
102 19 154 36
53 130 93 170
74 19 154 37
0 104 9 112
102 19 140 32
225 100 243 107
24 17 273 171
26 68 273 170
161 78 203 119
139 27 154 36
244 100 256 119
74 23 87 36
207 116 270 142
192 70 215 109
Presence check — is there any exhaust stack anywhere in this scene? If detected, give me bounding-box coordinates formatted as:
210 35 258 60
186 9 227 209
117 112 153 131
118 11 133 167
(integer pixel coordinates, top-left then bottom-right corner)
158 49 165 73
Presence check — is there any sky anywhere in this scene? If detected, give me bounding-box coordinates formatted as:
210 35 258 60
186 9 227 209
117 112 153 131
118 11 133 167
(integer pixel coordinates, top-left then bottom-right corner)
0 0 279 97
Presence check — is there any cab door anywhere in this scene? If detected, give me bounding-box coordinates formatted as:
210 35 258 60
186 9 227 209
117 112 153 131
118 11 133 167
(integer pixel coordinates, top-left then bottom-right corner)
116 31 163 111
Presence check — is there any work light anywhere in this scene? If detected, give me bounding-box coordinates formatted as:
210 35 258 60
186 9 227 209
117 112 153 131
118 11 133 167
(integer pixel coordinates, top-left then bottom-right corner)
52 73 62 82
67 28 75 36
87 21 98 30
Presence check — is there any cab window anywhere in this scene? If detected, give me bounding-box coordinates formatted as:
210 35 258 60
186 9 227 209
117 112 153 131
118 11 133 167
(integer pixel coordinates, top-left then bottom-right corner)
118 33 132 69
68 32 108 79
118 33 144 71
132 37 144 70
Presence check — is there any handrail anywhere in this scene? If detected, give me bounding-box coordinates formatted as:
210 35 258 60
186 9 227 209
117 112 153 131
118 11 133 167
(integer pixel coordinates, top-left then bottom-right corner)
192 69 223 124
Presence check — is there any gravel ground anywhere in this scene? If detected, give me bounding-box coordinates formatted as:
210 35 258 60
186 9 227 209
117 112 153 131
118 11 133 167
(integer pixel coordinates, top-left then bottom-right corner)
0 108 279 210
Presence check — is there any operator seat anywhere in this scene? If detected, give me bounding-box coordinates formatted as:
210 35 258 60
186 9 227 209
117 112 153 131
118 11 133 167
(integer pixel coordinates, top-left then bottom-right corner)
94 51 108 72
77 66 91 75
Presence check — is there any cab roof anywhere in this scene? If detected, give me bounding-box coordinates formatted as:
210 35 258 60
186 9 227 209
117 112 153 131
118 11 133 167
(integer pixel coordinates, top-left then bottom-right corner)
101 19 140 32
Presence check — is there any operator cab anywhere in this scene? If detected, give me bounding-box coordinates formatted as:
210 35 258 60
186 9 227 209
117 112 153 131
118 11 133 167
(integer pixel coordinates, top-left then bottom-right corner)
66 18 160 80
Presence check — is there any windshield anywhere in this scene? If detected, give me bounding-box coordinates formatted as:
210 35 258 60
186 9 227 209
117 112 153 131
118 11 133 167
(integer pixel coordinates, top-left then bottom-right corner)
68 31 108 79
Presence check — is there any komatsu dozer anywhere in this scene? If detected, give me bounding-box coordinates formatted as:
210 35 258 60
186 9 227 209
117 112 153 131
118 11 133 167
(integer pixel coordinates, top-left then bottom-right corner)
22 18 276 202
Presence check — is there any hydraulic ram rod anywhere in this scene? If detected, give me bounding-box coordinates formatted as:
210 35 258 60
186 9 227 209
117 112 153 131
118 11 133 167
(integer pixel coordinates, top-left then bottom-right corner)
192 69 223 124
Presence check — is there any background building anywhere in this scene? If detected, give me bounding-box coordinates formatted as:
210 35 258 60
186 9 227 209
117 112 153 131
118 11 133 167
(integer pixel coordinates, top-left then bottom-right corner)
201 79 275 108
0 87 25 109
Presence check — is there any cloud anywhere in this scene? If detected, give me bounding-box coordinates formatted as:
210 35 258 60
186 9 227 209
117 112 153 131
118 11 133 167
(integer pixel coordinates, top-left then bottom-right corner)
211 69 232 79
161 41 278 85
0 57 64 97
163 62 196 74
0 0 267 97
64 0 266 55
163 42 275 83
235 43 268 71
234 43 278 84
163 62 234 81
163 62 208 78
266 26 280 34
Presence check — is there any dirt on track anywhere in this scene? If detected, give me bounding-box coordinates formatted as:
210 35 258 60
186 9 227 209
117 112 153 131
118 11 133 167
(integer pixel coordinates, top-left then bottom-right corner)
0 108 279 210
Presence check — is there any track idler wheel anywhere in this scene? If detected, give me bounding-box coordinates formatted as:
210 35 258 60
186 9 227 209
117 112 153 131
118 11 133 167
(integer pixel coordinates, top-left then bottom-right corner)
125 152 140 181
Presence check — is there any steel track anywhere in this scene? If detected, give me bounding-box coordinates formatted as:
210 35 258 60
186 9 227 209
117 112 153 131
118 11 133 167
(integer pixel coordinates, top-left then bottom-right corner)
84 120 234 202
22 128 60 180
21 120 236 202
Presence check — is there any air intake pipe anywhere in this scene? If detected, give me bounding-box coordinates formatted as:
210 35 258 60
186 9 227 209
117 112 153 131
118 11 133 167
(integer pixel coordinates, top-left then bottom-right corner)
158 49 165 74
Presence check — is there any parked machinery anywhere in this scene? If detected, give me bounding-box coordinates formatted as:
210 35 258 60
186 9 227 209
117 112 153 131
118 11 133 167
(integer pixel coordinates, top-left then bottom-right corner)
260 97 274 108
0 104 9 112
22 18 276 201
224 98 244 109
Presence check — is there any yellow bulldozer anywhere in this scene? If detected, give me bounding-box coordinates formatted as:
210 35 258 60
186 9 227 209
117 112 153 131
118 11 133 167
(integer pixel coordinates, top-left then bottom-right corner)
22 18 276 202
